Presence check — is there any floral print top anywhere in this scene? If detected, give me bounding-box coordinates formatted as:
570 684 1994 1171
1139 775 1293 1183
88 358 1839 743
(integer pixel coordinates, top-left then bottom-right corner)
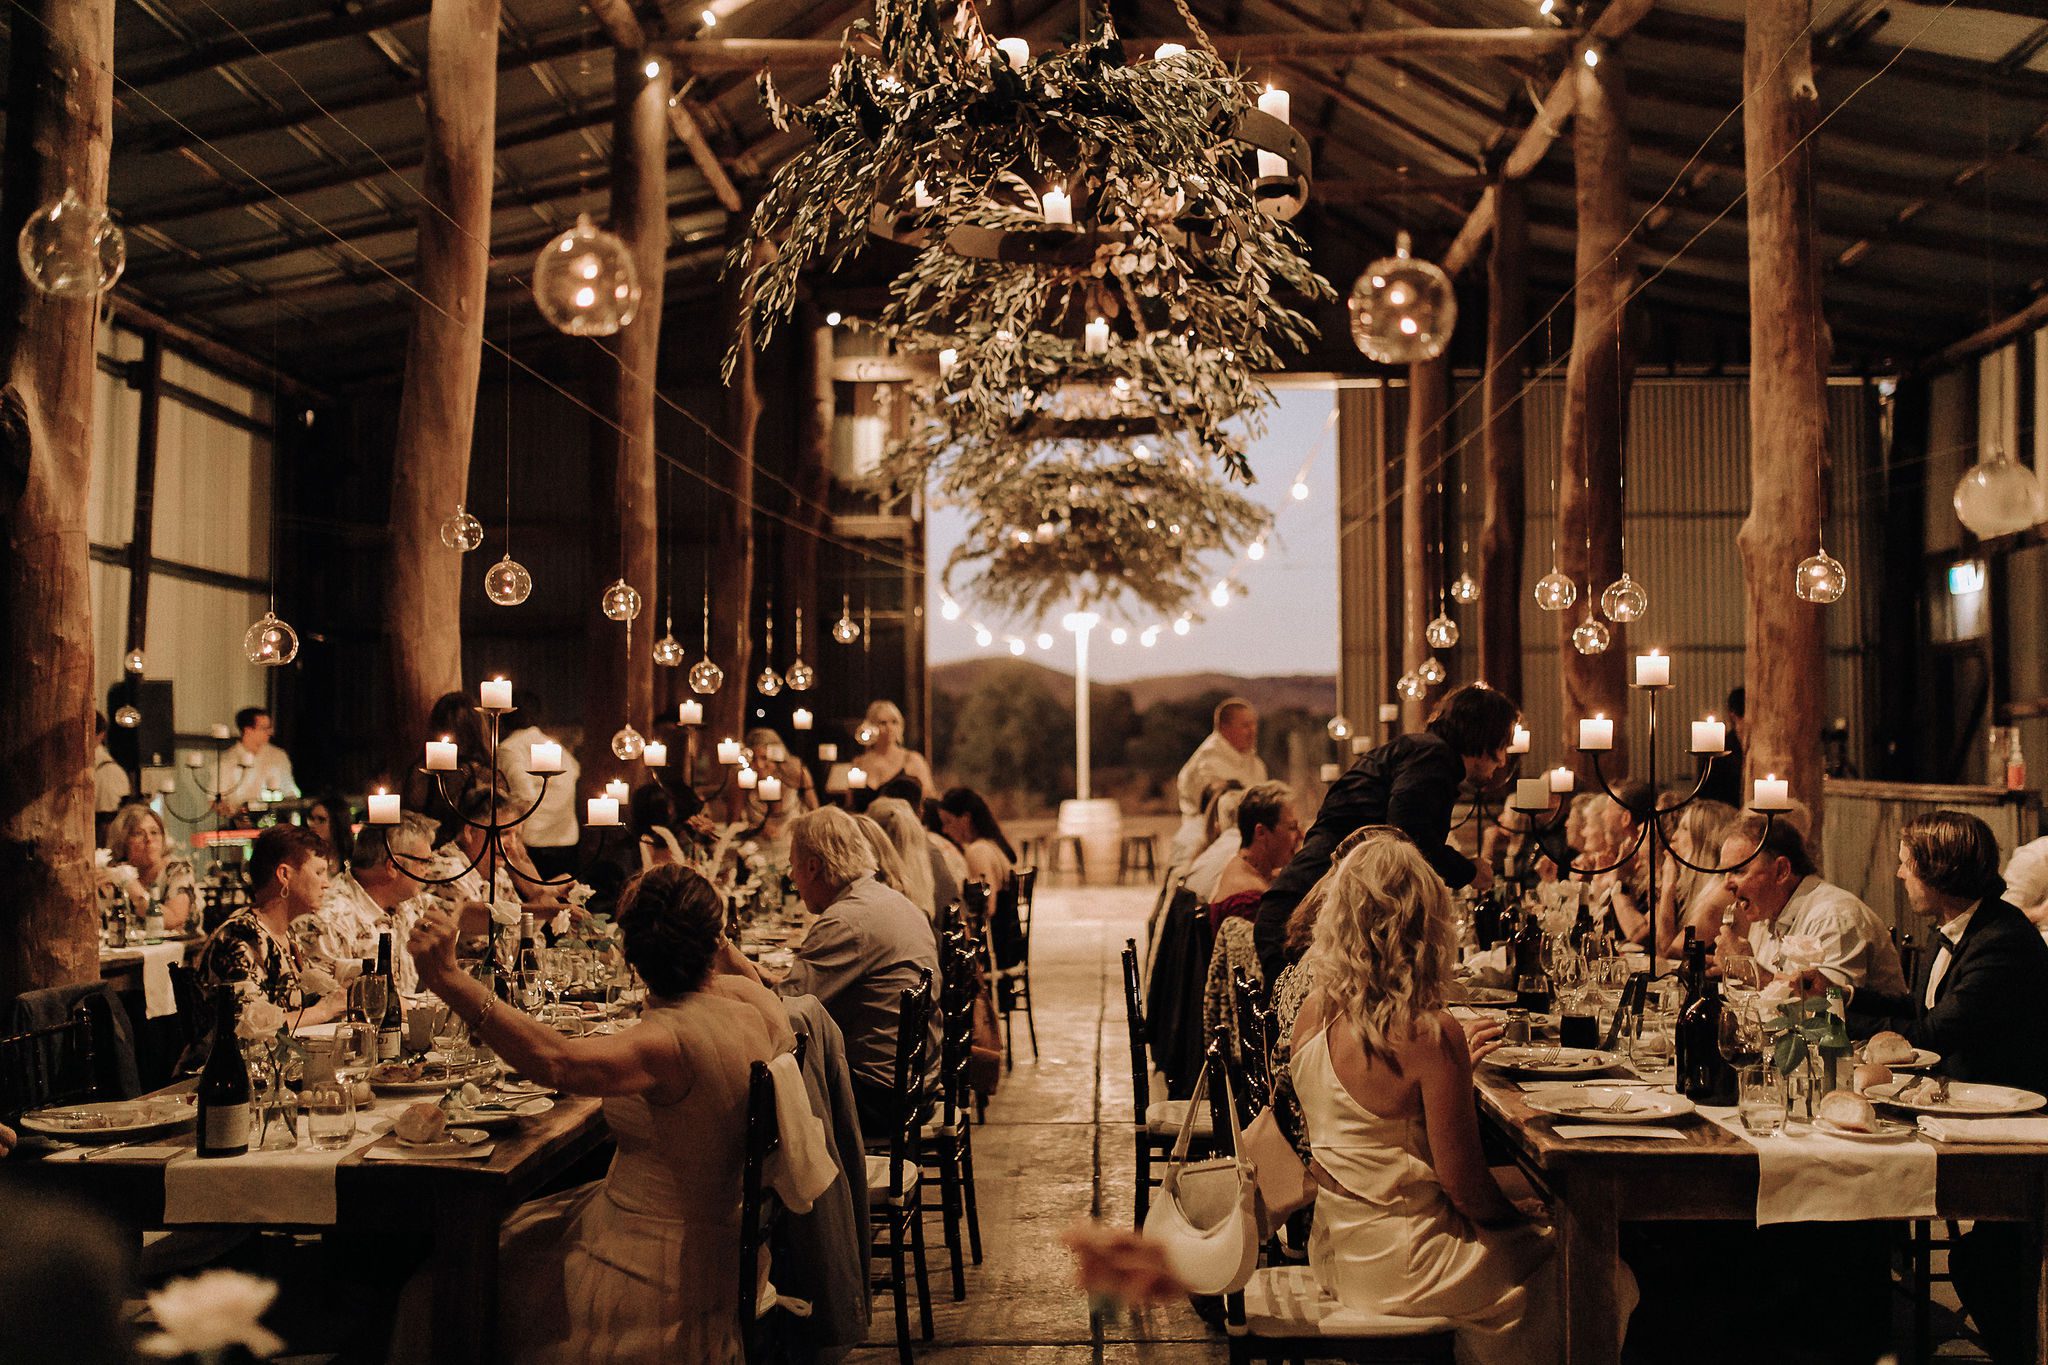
195 906 305 1008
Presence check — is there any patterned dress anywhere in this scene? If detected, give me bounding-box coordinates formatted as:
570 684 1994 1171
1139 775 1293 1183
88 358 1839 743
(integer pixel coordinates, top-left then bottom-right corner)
195 906 306 1008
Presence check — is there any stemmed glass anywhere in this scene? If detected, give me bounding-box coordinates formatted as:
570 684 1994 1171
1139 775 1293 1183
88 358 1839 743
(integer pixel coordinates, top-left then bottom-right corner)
1718 997 1767 1070
355 972 389 1027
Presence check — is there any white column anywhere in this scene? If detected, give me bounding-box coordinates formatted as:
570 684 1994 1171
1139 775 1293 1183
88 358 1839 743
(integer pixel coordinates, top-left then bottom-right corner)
1063 612 1099 800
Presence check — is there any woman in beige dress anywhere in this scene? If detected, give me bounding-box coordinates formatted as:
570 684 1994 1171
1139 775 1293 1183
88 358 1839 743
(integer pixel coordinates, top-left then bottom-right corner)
409 863 793 1363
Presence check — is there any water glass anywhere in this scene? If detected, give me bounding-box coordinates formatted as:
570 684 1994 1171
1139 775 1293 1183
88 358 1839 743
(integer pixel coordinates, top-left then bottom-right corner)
1738 1064 1787 1136
303 1079 357 1151
333 1022 378 1085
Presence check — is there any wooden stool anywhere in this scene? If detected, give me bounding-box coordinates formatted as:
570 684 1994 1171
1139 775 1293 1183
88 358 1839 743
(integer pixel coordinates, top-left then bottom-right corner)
1048 834 1087 883
1118 833 1158 883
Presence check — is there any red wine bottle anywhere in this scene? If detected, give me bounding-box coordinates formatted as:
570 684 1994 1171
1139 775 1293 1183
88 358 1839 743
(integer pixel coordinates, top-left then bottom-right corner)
376 931 403 1061
197 987 252 1158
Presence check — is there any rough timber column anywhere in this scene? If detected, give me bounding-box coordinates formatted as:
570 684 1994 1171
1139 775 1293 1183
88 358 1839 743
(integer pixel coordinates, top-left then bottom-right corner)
1402 359 1447 732
710 230 760 752
1479 179 1528 704
1742 0 1830 833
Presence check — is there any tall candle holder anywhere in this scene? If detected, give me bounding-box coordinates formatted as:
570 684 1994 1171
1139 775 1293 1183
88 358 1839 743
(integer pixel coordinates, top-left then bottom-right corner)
161 731 254 829
1449 723 1534 834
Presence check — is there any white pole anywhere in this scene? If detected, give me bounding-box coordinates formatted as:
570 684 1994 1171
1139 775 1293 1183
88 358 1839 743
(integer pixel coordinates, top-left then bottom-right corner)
1074 624 1091 800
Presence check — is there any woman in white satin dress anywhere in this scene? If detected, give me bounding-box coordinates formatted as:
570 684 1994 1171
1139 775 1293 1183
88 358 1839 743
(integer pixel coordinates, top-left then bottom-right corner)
1289 833 1559 1365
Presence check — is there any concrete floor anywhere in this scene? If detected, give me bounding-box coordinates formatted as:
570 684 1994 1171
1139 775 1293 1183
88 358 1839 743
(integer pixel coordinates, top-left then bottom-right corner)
846 882 1231 1364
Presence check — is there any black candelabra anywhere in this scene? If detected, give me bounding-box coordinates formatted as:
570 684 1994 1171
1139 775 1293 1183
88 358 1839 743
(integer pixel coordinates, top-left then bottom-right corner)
161 731 254 829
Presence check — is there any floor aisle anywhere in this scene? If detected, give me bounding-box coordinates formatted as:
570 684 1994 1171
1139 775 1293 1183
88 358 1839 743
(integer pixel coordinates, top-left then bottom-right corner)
846 882 1231 1363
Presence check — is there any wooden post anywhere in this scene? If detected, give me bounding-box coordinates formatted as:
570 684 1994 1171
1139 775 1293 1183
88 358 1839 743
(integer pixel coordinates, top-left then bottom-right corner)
1741 0 1829 832
787 309 834 712
386 0 499 764
1557 56 1632 777
709 231 759 752
583 50 669 791
1402 359 1447 732
0 0 114 999
1479 179 1528 705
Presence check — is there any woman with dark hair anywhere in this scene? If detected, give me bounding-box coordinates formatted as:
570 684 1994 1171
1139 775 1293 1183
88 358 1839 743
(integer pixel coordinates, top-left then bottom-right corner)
936 785 1017 889
405 690 500 843
630 782 686 868
303 795 356 874
408 864 792 1361
1253 683 1521 984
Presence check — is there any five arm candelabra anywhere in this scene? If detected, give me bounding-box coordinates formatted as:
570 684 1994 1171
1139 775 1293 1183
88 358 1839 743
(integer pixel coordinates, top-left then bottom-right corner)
161 735 254 828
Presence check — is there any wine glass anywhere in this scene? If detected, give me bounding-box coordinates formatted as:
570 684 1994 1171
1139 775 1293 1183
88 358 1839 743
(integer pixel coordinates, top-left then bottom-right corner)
1718 999 1765 1069
355 972 389 1027
332 1022 378 1089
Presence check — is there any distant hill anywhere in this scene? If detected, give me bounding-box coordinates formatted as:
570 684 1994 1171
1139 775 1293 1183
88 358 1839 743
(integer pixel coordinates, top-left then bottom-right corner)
930 658 1336 715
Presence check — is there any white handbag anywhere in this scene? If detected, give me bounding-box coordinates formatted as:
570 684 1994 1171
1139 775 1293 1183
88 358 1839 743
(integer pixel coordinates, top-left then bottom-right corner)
1142 1056 1260 1295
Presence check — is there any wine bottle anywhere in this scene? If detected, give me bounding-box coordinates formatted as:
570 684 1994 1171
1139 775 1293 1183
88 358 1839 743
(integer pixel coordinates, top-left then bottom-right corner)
1678 976 1727 1103
1818 985 1851 1094
1512 911 1549 1013
197 987 252 1158
517 912 544 1010
376 931 404 1061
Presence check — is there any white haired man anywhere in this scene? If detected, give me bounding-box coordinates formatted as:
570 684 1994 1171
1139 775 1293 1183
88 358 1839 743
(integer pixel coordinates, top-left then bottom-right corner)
777 805 941 1135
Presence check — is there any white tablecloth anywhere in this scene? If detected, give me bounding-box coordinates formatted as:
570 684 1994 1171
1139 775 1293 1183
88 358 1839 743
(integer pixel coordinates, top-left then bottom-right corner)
1700 1106 1937 1226
162 1113 390 1225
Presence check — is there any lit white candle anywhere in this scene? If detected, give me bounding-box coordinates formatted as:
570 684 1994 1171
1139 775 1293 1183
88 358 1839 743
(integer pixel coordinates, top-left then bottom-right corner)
716 738 742 765
1509 724 1531 754
1514 778 1553 811
937 348 958 380
643 741 668 767
1633 651 1670 688
759 775 783 803
1377 703 1400 723
1549 766 1576 794
1689 717 1727 755
996 36 1029 70
530 741 563 773
677 699 704 727
1350 736 1371 755
1318 762 1342 783
210 722 232 740
1578 714 1614 751
586 796 620 827
367 791 400 824
424 737 458 771
737 767 758 790
1154 41 1188 60
792 708 813 731
817 743 839 762
1041 185 1071 225
846 765 868 789
1752 775 1793 811
1256 86 1291 179
183 750 204 768
604 778 631 805
481 678 513 710
1084 317 1110 355
913 178 935 209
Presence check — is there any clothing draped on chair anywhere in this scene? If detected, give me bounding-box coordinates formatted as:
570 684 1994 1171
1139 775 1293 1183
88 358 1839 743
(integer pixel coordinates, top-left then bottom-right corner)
1145 887 1214 1098
778 994 874 1362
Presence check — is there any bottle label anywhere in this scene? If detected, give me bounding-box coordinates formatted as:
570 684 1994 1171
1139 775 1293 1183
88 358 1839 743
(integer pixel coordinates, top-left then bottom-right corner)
202 1102 251 1152
378 1027 401 1061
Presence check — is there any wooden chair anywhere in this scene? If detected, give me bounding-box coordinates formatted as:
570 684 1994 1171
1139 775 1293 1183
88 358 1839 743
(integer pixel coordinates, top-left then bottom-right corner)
0 1008 99 1125
921 927 983 1300
867 969 936 1361
737 1059 782 1363
993 868 1038 1066
1121 937 1213 1228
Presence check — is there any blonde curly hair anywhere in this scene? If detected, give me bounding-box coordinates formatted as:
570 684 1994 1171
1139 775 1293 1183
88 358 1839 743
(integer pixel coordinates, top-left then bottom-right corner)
1304 832 1457 1065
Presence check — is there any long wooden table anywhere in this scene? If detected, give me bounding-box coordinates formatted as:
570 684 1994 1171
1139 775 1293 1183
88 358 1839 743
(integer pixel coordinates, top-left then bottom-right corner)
1 1092 611 1365
1475 1071 2048 1364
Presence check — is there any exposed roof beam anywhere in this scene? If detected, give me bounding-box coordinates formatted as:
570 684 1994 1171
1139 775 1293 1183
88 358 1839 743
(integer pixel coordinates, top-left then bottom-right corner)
1918 291 2048 376
122 0 433 88
668 99 746 212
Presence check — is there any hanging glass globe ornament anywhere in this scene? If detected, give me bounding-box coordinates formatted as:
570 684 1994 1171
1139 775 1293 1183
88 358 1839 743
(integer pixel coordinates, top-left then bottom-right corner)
1347 231 1457 364
831 595 861 645
601 578 642 622
123 648 146 675
1794 548 1848 604
485 554 532 606
1418 656 1447 686
1450 572 1480 605
757 665 784 697
16 188 125 299
687 655 724 695
785 657 815 692
113 704 141 729
856 722 878 746
609 724 645 761
651 631 685 667
1952 448 2045 539
1533 571 1577 612
243 611 300 667
1599 572 1648 624
1425 612 1460 649
1327 715 1354 741
438 503 484 552
1571 616 1612 655
533 213 641 336
1396 670 1427 701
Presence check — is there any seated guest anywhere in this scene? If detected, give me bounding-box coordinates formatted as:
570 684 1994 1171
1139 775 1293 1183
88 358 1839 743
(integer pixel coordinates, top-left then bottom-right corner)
1291 836 1549 1364
937 786 1018 890
1715 814 1907 998
304 794 356 875
105 804 196 934
868 797 939 921
1255 683 1519 985
1656 798 1737 959
2001 831 2048 934
310 812 434 996
1207 780 1302 931
1181 786 1247 903
196 825 346 1022
632 782 688 869
770 806 941 1135
407 865 794 1363
914 792 972 904
855 699 935 796
1589 780 1654 946
855 812 917 902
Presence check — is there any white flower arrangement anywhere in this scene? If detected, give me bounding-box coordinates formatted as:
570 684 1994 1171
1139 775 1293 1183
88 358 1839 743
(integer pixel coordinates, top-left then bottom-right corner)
235 998 287 1042
141 1269 284 1358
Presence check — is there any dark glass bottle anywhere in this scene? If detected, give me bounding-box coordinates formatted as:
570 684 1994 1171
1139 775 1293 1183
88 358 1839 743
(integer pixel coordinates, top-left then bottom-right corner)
197 988 252 1158
1570 901 1596 953
1512 911 1549 1013
376 931 403 1061
1678 976 1728 1103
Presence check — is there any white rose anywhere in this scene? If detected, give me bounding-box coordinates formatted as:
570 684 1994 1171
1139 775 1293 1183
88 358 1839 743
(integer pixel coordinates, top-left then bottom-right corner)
1757 979 1795 1008
566 882 595 907
95 848 114 870
550 909 570 938
236 998 287 1041
142 1269 285 1358
1775 933 1827 975
298 966 340 1002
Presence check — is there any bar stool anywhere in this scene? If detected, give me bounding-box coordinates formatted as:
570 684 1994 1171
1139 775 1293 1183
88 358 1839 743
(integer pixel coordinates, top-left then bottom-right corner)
1117 833 1158 883
1048 835 1087 882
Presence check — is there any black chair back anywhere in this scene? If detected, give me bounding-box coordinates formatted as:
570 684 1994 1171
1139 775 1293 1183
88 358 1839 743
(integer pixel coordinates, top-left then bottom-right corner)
0 1009 98 1124
1121 938 1150 1123
880 969 936 1198
1232 971 1272 1110
737 1059 782 1363
936 930 977 1128
962 881 991 938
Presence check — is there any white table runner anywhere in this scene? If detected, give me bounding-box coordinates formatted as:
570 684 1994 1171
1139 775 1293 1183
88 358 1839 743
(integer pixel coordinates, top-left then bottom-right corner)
1699 1106 1937 1226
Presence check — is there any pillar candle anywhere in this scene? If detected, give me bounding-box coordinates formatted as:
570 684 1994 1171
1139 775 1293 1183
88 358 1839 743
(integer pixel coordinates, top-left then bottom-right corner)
996 36 1029 70
737 767 758 790
1513 778 1552 812
716 738 742 765
210 722 232 740
1318 762 1342 783
1633 652 1670 688
936 350 957 381
1041 185 1071 224
913 178 934 209
1509 724 1531 754
1689 718 1727 754
587 796 620 827
1154 41 1188 59
367 791 400 824
1752 775 1792 811
759 776 783 803
481 678 513 710
678 699 703 726
530 741 563 773
846 765 868 789
792 708 813 731
817 743 839 762
1256 86 1291 178
1350 736 1371 755
424 738 458 771
184 750 204 768
642 742 668 767
1084 318 1109 355
605 778 631 804
1549 766 1575 794
1578 715 1614 751
1377 703 1400 723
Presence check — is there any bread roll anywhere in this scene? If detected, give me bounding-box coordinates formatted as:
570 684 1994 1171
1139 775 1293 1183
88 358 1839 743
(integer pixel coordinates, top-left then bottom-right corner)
1864 1031 1915 1065
1851 1062 1893 1094
395 1101 448 1145
1817 1089 1877 1132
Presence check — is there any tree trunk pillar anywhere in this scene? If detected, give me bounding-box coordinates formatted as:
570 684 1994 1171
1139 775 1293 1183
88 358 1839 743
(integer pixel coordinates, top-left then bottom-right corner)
0 0 115 999
1402 359 1447 732
709 233 760 752
1479 178 1528 705
1742 0 1830 833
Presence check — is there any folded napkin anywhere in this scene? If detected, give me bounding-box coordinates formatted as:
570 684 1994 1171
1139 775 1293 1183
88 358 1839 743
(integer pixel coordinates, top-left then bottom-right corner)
1701 1107 1936 1226
163 1120 384 1224
360 1139 496 1162
1916 1116 2048 1145
1552 1125 1689 1140
43 1144 184 1162
1461 946 1510 988
140 942 184 1020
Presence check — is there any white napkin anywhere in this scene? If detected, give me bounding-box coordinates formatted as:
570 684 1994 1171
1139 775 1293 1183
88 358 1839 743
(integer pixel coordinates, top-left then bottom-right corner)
140 942 184 1020
43 1144 185 1162
1916 1116 2048 1145
1552 1125 1688 1140
360 1139 496 1162
764 1052 838 1214
1701 1107 1937 1226
1461 946 1510 987
162 1118 384 1224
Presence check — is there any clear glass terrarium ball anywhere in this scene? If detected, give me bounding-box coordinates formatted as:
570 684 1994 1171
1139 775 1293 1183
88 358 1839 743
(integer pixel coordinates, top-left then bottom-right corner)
485 555 532 606
1347 231 1457 365
534 214 641 337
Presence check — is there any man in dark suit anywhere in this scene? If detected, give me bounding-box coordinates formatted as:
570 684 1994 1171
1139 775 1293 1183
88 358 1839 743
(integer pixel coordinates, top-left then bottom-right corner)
1854 810 2048 1363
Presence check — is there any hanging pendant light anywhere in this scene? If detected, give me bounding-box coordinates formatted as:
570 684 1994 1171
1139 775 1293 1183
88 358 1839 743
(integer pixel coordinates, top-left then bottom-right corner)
1425 612 1459 649
439 504 484 552
534 213 641 336
1326 715 1354 741
243 611 300 666
785 606 815 691
1450 572 1479 605
610 724 646 761
1794 547 1848 604
689 589 724 695
756 602 783 695
1347 231 1457 364
114 704 142 728
1533 570 1577 612
1396 670 1427 701
17 187 125 299
1417 656 1447 686
601 578 642 622
1571 613 1612 655
1953 444 2044 540
123 648 146 675
1599 571 1648 623
485 554 532 606
652 629 685 667
831 593 861 644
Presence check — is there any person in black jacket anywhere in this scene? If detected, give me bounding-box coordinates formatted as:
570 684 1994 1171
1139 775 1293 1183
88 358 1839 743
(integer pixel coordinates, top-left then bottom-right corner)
1253 684 1519 985
1851 810 2048 1364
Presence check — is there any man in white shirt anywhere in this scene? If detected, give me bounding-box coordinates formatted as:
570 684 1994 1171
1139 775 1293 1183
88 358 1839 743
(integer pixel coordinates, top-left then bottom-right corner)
212 706 300 815
1168 698 1267 867
307 811 433 997
92 710 133 839
1715 813 1907 999
496 695 580 881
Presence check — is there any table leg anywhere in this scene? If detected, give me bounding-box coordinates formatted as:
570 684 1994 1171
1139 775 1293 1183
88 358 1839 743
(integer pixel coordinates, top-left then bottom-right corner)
1556 1173 1622 1365
431 1192 502 1365
2034 1173 2048 1365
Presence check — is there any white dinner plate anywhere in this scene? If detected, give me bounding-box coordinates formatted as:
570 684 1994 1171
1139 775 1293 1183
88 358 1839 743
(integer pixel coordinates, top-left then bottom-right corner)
1859 1047 1940 1072
392 1127 490 1158
1815 1116 1919 1142
369 1062 497 1094
444 1096 555 1131
1523 1086 1694 1124
18 1096 196 1143
1869 1079 2047 1117
1446 985 1518 1007
1481 1047 1622 1078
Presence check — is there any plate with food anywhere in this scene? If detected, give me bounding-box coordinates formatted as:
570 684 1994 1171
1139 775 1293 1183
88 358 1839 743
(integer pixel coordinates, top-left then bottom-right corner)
1480 1047 1622 1079
386 1103 492 1157
1446 984 1518 1008
438 1083 555 1131
1858 1032 1939 1072
369 1060 496 1094
17 1095 196 1143
1869 1076 2047 1117
1814 1090 1919 1139
1523 1086 1694 1124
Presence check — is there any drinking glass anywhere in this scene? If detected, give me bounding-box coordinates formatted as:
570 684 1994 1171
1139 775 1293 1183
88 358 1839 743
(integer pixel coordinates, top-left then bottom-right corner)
303 1078 356 1150
333 1022 377 1087
1718 1000 1764 1070
355 973 388 1027
1738 1064 1787 1136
